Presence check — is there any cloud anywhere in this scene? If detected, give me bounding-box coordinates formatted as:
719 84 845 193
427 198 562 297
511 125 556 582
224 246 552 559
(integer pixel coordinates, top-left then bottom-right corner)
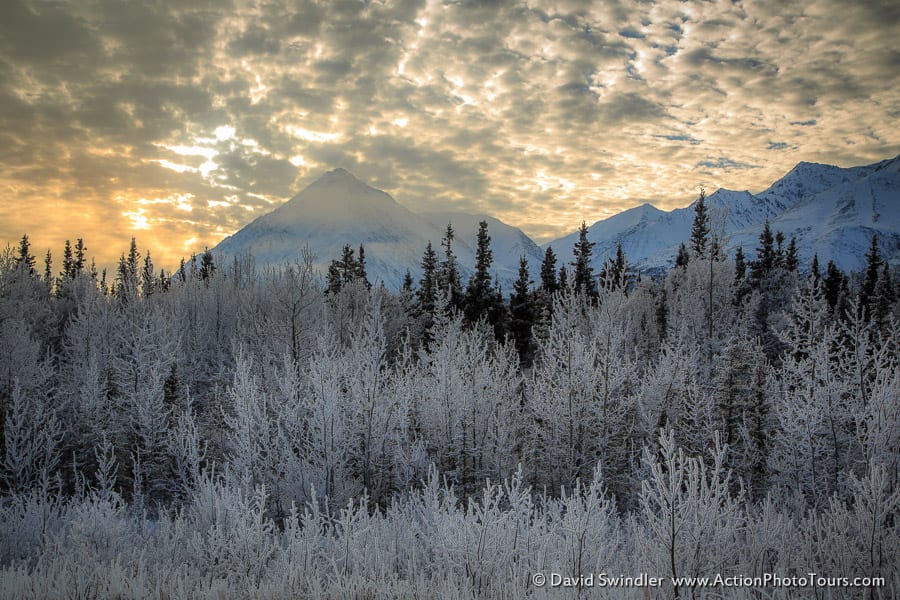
1 0 898 268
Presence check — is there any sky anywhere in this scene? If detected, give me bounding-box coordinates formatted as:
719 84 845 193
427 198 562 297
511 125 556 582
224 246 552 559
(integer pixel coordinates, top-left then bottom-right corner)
1 0 898 272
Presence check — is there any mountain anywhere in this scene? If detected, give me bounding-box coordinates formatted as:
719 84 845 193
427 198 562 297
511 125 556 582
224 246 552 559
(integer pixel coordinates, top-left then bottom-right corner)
214 157 899 290
545 155 900 275
213 168 540 290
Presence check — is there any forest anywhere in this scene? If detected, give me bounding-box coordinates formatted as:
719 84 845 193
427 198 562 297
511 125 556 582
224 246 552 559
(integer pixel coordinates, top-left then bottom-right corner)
0 198 898 598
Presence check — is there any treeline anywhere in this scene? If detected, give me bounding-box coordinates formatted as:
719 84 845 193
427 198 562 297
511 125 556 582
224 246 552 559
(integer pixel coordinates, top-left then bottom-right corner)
0 196 898 597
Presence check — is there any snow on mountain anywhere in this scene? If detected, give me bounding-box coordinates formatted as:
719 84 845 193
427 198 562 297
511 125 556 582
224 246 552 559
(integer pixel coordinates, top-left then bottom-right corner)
213 168 540 290
214 156 899 291
546 155 900 275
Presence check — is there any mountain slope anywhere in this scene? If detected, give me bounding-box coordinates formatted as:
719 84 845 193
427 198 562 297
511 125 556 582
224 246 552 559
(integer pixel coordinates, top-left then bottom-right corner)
546 155 900 274
213 169 539 289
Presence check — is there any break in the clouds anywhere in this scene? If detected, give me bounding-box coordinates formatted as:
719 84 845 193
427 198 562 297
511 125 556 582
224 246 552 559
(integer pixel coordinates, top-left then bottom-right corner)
1 0 898 269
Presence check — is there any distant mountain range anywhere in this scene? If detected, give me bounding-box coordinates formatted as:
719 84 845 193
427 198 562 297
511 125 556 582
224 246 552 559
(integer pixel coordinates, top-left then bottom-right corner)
213 156 900 289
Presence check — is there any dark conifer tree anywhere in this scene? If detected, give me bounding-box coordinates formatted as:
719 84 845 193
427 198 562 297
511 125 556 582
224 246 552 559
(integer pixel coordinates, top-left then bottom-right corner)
74 238 87 276
141 251 156 297
675 242 689 269
401 270 414 295
823 260 847 315
558 265 570 294
43 249 53 290
785 237 799 272
599 243 628 291
355 244 370 289
571 221 596 298
509 256 536 365
810 254 821 287
734 246 746 281
656 284 668 343
176 258 187 284
690 187 709 258
16 234 35 274
62 240 74 280
774 231 786 269
438 223 463 310
416 242 438 327
874 263 895 327
750 219 775 283
199 248 215 283
539 246 558 295
859 234 881 321
464 221 493 321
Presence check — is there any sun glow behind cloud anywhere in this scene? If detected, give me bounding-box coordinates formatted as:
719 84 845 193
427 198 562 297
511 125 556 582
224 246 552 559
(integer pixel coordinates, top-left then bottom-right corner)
0 0 897 271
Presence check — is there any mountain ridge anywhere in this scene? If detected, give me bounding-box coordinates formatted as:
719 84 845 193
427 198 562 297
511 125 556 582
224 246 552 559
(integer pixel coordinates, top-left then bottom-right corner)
213 155 900 289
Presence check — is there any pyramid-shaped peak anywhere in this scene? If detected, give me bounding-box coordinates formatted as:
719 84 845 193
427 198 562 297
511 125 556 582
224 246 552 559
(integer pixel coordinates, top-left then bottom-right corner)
318 167 363 183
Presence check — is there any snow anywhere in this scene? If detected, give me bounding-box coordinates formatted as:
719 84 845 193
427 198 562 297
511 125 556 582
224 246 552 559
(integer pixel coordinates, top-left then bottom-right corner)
545 154 900 274
215 156 900 289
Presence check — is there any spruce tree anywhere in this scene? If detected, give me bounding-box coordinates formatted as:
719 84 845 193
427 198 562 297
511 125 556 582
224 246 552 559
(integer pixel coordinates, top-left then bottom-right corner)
464 221 498 324
690 187 709 258
141 251 156 297
785 237 799 272
734 246 746 281
62 240 74 280
16 234 35 274
356 244 370 289
74 238 86 276
675 242 689 269
859 234 881 321
539 246 558 295
438 223 463 309
823 260 847 315
874 262 895 327
750 219 775 282
509 256 536 365
199 248 215 283
571 221 596 298
417 242 438 327
810 254 820 287
43 249 53 289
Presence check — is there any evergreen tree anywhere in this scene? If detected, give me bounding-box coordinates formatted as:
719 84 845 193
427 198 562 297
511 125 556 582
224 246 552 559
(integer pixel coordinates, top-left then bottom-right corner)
675 242 689 269
115 238 141 301
599 243 628 291
61 240 74 280
356 244 371 289
810 254 821 287
558 264 570 294
823 260 847 315
750 219 775 283
176 258 187 283
690 187 709 258
734 246 746 281
417 242 438 328
199 248 215 283
438 223 463 309
571 221 597 298
43 249 53 290
16 234 36 274
401 270 414 295
774 231 786 269
509 256 536 365
539 246 558 295
74 238 87 276
859 234 881 321
464 222 506 339
141 251 156 297
656 284 668 342
874 263 895 327
785 237 799 272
